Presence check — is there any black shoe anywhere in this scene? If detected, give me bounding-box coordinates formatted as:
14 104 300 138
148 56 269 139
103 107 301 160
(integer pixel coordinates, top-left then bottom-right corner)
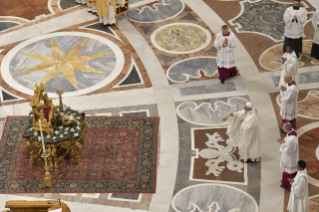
280 128 285 134
220 79 225 84
245 159 253 163
229 72 233 78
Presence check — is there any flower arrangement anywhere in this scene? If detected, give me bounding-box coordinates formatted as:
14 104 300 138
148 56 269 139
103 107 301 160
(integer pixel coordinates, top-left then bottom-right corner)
23 105 84 143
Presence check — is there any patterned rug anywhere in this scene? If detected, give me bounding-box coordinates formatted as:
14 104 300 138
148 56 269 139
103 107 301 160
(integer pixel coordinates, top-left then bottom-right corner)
0 116 159 193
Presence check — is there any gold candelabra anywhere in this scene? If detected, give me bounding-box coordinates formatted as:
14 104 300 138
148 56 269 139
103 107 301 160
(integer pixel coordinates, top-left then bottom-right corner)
42 150 53 190
57 89 64 107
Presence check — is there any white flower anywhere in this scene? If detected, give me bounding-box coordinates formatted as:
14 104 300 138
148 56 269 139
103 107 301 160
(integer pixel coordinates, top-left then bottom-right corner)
29 128 33 131
59 126 63 129
74 133 79 137
46 135 50 138
30 114 33 117
55 131 59 135
65 127 69 131
77 116 81 120
76 126 80 130
64 131 68 134
60 135 63 138
38 136 41 141
70 128 75 132
53 136 56 140
34 132 38 136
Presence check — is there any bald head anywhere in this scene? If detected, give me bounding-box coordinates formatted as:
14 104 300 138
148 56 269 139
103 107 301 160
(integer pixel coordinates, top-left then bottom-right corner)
284 74 293 83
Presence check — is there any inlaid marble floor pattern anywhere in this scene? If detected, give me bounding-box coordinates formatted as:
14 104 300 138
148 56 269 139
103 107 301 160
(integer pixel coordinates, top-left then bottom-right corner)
0 0 319 212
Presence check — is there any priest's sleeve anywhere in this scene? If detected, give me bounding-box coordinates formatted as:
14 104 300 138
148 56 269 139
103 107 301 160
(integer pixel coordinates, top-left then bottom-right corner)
227 36 237 50
214 35 222 50
284 9 293 29
313 12 319 31
281 138 297 155
281 87 297 103
297 10 307 28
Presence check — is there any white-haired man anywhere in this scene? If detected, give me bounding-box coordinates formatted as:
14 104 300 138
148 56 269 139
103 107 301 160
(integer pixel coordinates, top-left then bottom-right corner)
227 102 261 163
277 122 299 189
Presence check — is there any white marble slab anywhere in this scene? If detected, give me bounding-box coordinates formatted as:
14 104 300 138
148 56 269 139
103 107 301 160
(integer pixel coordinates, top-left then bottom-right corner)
34 9 98 35
0 26 42 47
118 19 179 212
0 105 14 119
308 0 319 9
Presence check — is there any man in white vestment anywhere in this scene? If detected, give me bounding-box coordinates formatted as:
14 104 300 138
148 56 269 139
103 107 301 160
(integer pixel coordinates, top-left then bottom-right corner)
214 25 237 84
227 102 261 163
283 0 307 58
287 160 308 212
280 74 298 133
311 9 319 60
279 46 299 92
277 122 299 189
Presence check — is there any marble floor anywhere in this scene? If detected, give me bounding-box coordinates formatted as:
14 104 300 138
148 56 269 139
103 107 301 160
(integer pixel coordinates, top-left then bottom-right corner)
0 0 319 211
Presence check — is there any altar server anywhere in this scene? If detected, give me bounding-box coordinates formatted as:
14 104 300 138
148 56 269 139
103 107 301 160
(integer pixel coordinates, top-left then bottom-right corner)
96 0 116 25
214 25 237 84
283 0 307 58
280 74 298 132
227 102 261 163
277 122 299 189
279 46 299 91
287 160 308 212
311 9 319 60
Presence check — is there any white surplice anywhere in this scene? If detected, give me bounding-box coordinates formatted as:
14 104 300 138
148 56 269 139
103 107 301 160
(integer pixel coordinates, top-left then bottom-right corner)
214 32 237 69
312 10 319 44
280 130 299 174
280 82 298 121
227 108 261 160
99 5 116 25
279 51 299 91
287 169 308 212
284 7 307 39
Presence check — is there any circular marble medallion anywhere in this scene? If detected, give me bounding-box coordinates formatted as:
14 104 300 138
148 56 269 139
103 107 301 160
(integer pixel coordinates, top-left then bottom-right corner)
1 32 124 98
260 11 284 24
150 23 211 54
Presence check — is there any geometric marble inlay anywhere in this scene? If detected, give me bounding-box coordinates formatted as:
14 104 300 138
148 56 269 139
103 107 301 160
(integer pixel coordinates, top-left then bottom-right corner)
0 22 20 32
172 183 258 212
129 0 185 23
176 97 248 126
230 0 311 41
1 32 124 98
191 127 246 184
167 57 217 83
1 89 18 102
151 23 211 55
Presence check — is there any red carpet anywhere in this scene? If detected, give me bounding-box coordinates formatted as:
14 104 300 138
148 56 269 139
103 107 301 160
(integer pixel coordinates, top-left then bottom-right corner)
0 116 159 193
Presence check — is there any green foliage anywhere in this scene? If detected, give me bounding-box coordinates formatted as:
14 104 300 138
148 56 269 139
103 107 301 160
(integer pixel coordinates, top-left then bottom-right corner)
23 105 84 143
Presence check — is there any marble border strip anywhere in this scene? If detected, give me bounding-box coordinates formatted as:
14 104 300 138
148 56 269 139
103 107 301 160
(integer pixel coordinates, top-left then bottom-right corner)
228 0 312 43
183 0 283 211
107 193 142 202
119 109 150 116
309 193 319 199
48 0 57 14
0 16 31 23
118 18 179 212
150 23 212 55
1 31 125 98
308 0 319 9
190 126 248 185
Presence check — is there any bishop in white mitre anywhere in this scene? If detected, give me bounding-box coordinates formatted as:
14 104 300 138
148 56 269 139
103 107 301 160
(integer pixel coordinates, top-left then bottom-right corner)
287 160 308 212
283 0 307 58
311 9 319 60
226 102 261 163
279 46 299 92
277 122 299 189
214 25 237 84
280 74 298 132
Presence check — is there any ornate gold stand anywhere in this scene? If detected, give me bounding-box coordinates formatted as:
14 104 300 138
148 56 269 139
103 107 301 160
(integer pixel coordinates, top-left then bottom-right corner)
42 151 53 190
57 89 64 107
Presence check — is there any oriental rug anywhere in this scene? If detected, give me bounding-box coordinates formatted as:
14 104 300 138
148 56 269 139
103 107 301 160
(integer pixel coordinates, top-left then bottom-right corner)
0 116 159 193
